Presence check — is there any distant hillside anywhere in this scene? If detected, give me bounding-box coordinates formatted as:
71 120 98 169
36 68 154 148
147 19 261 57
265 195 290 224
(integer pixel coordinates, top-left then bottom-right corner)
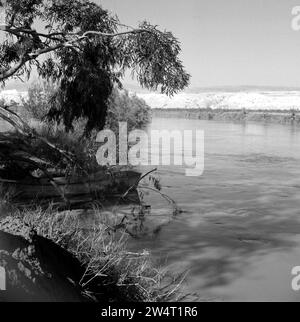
136 91 300 111
184 86 300 93
0 90 27 104
2 85 300 111
124 83 300 94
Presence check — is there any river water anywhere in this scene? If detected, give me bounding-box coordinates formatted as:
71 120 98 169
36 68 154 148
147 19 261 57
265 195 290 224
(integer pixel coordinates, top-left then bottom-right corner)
130 117 300 302
2 115 300 301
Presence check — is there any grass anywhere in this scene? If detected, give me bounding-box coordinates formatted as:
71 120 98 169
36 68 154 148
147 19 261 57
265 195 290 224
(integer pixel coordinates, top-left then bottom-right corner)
0 202 189 302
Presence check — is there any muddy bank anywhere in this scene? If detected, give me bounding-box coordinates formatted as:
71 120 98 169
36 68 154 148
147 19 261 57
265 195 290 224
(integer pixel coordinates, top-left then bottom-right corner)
151 108 300 125
0 218 88 302
0 208 170 302
0 216 120 302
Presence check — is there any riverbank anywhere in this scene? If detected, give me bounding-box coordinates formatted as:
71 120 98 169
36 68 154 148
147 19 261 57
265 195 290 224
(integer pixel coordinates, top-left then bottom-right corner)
0 93 175 302
0 203 183 302
151 108 300 125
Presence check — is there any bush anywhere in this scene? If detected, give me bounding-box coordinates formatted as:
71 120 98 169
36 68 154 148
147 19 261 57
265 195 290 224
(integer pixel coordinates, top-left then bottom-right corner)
22 81 58 121
22 82 151 134
106 89 151 133
30 124 101 176
18 83 152 174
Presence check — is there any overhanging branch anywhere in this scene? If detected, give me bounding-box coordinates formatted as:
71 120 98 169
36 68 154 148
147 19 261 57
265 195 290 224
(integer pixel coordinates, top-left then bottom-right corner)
0 24 156 82
0 54 28 81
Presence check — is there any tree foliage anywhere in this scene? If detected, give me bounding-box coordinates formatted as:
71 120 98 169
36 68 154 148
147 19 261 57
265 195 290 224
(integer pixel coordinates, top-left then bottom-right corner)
22 81 151 134
106 89 151 133
0 0 190 134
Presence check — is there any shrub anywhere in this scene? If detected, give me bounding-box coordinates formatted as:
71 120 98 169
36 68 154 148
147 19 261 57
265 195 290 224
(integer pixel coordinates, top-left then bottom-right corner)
106 89 151 133
17 83 151 175
21 81 58 121
22 82 151 135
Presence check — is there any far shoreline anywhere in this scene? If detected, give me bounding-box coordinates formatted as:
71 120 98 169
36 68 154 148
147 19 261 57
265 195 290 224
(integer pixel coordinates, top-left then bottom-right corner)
151 108 300 125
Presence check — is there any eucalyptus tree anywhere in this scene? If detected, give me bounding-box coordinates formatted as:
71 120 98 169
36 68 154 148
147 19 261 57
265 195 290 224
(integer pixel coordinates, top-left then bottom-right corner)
0 0 190 134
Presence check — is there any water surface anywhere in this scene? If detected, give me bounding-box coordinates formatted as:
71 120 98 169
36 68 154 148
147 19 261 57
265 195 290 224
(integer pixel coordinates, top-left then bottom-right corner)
130 117 300 302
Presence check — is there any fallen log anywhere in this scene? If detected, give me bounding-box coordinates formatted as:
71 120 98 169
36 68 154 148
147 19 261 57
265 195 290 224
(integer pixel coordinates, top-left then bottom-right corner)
0 169 141 209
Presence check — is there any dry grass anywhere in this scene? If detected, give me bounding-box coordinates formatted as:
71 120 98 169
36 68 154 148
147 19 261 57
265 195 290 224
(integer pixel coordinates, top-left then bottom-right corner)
10 204 189 302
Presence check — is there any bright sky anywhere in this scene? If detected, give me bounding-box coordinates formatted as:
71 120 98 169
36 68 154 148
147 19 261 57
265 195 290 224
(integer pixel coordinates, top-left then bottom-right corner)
99 0 300 88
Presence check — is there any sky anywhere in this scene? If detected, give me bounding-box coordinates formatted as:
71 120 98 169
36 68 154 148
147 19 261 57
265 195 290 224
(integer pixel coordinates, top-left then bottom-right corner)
98 0 300 88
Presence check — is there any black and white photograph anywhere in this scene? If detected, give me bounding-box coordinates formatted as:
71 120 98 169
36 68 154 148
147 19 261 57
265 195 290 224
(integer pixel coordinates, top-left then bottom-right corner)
1 0 300 310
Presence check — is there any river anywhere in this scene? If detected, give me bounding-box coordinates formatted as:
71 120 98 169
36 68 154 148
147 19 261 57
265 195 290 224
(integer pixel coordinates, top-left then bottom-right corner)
2 115 300 301
129 117 300 302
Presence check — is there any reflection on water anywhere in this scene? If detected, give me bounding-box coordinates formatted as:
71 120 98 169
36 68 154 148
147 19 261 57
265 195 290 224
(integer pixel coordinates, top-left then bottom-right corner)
130 118 300 301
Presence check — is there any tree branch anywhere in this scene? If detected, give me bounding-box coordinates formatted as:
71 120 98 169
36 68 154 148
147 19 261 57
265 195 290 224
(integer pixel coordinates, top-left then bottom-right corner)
0 54 28 81
0 25 155 82
81 29 152 38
